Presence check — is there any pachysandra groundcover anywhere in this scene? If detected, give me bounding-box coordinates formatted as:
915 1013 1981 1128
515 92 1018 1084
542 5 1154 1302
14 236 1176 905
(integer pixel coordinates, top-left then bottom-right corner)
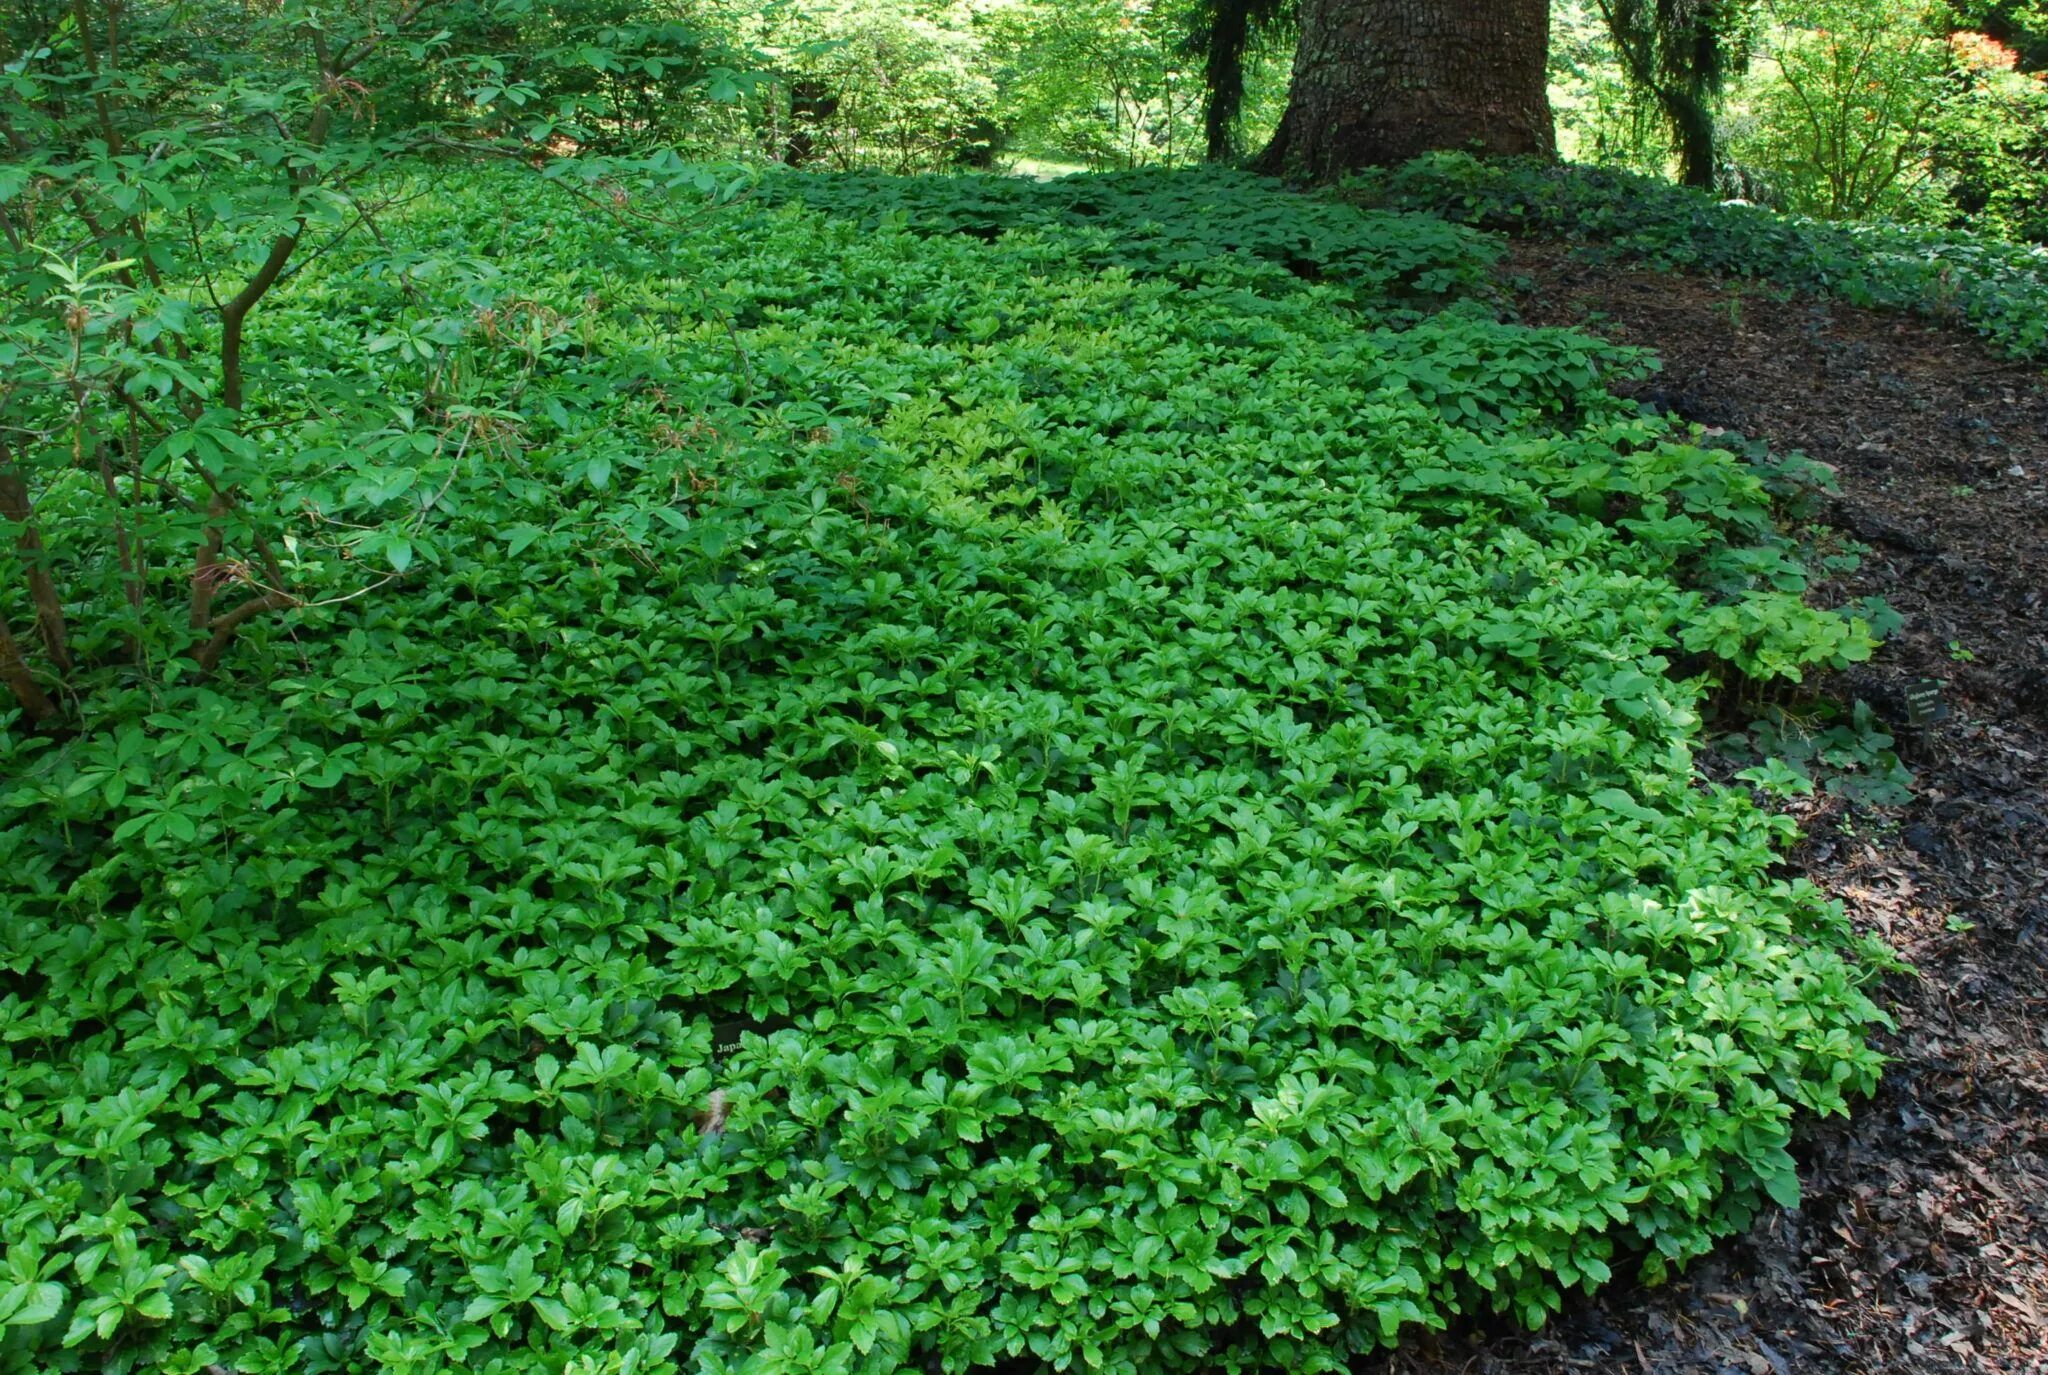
0 169 1887 1375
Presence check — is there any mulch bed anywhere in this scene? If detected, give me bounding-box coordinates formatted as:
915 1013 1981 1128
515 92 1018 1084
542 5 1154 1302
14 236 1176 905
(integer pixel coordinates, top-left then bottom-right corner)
1389 240 2048 1375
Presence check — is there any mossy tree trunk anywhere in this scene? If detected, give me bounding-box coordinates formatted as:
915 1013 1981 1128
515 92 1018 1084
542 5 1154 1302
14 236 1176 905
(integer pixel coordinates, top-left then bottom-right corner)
1598 0 1737 191
1670 91 1717 188
1202 0 1257 161
1256 0 1555 181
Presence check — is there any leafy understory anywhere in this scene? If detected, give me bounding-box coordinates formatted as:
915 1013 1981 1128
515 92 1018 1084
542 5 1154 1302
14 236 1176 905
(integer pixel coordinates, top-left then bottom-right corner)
0 169 1888 1375
1361 154 2048 362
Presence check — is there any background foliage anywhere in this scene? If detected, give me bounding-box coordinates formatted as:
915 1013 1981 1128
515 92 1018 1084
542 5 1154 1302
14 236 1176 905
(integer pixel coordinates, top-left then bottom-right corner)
8 0 2039 230
1365 151 2048 359
1552 0 2048 241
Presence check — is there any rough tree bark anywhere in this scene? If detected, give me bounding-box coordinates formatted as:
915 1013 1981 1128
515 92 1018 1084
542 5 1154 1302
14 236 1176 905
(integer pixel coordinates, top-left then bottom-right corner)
1256 0 1555 181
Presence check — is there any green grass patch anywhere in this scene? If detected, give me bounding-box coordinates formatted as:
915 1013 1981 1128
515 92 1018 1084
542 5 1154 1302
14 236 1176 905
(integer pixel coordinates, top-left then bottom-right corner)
1 167 1886 1375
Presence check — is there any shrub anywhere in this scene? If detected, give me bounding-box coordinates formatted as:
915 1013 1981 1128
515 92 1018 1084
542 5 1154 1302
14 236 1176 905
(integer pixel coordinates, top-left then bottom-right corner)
0 169 1885 1375
0 0 756 727
752 0 1000 172
974 0 1213 169
1730 0 1958 223
1934 30 2048 243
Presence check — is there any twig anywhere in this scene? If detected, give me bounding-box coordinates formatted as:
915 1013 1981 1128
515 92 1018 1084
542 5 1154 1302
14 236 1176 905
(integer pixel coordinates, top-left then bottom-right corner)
195 589 296 673
293 572 402 611
189 493 227 630
94 436 144 625
0 449 73 673
408 424 472 531
0 611 57 723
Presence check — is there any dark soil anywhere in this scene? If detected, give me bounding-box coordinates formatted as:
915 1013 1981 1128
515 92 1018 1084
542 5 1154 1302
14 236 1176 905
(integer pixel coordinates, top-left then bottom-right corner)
1391 241 2048 1375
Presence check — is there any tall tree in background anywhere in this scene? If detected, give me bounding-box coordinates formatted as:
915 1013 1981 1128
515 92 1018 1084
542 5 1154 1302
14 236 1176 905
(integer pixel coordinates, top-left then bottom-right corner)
1598 0 1751 187
1192 0 1295 160
1256 0 1555 179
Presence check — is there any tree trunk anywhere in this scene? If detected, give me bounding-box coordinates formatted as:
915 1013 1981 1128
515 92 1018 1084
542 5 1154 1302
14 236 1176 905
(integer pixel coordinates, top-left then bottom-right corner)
1599 0 1726 192
1668 89 1717 189
1203 0 1255 161
1256 0 1555 181
784 80 838 167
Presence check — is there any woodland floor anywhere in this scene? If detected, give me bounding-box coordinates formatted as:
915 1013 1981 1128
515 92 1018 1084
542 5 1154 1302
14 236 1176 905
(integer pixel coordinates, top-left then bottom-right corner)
1386 241 2048 1375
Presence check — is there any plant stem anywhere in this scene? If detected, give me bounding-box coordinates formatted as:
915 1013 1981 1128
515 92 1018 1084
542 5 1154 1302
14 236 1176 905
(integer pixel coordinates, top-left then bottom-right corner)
0 612 56 723
0 460 73 673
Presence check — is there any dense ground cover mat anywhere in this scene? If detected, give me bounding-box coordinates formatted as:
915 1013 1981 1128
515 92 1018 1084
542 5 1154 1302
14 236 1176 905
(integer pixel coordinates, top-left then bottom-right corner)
1358 154 2048 364
0 169 1889 1375
766 168 1494 299
1455 242 2048 1375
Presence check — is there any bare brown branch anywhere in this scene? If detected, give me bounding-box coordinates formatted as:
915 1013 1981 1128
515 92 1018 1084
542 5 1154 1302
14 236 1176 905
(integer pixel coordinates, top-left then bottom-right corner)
0 611 57 723
188 493 227 631
0 460 73 674
195 590 296 673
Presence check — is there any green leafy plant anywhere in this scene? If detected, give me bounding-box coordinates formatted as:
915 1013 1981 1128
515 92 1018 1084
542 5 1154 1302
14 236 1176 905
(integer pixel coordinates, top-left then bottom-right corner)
0 0 752 722
1721 698 1916 804
1359 151 2048 359
1 167 1887 1375
1732 0 1956 221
